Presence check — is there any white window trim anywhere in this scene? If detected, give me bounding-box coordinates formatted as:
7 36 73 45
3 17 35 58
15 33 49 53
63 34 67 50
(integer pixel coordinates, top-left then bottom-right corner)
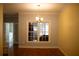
27 21 51 43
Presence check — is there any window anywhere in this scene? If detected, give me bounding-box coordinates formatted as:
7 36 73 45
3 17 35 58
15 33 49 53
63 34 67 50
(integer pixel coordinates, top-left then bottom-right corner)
28 22 49 42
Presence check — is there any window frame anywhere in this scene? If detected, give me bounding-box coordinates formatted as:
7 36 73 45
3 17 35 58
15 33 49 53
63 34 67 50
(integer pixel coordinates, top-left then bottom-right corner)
27 21 50 43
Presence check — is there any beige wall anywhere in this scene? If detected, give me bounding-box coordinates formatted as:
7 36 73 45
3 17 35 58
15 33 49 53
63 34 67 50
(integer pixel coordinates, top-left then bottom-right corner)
19 12 58 48
58 4 79 55
0 4 3 55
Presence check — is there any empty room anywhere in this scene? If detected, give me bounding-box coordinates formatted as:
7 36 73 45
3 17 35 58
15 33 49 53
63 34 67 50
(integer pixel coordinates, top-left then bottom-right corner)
0 3 79 56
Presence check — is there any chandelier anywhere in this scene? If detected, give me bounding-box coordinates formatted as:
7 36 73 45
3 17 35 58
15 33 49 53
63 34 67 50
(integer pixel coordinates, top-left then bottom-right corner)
35 16 43 22
35 4 43 22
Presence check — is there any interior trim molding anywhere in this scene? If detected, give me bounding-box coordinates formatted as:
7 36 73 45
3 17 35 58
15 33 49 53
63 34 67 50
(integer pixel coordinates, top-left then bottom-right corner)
59 47 68 56
19 45 59 48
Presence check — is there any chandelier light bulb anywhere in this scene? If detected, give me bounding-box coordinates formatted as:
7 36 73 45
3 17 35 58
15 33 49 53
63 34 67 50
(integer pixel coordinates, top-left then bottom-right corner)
36 17 39 21
40 17 43 21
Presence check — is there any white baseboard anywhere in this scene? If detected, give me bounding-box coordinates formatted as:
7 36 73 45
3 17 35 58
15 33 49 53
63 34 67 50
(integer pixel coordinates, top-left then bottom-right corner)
19 46 59 48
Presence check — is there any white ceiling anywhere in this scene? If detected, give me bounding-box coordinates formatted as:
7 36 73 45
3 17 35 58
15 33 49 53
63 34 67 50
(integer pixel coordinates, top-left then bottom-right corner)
4 3 66 14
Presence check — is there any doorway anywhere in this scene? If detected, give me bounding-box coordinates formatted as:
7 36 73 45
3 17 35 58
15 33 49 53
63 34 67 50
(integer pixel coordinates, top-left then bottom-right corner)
5 23 14 55
3 14 18 56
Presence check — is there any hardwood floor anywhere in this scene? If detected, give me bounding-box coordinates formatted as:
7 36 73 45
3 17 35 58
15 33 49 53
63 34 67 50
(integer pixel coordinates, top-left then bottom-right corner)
14 48 64 56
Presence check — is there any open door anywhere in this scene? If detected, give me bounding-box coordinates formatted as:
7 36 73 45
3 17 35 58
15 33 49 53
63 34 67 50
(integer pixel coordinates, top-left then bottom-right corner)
3 14 18 56
5 23 14 55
